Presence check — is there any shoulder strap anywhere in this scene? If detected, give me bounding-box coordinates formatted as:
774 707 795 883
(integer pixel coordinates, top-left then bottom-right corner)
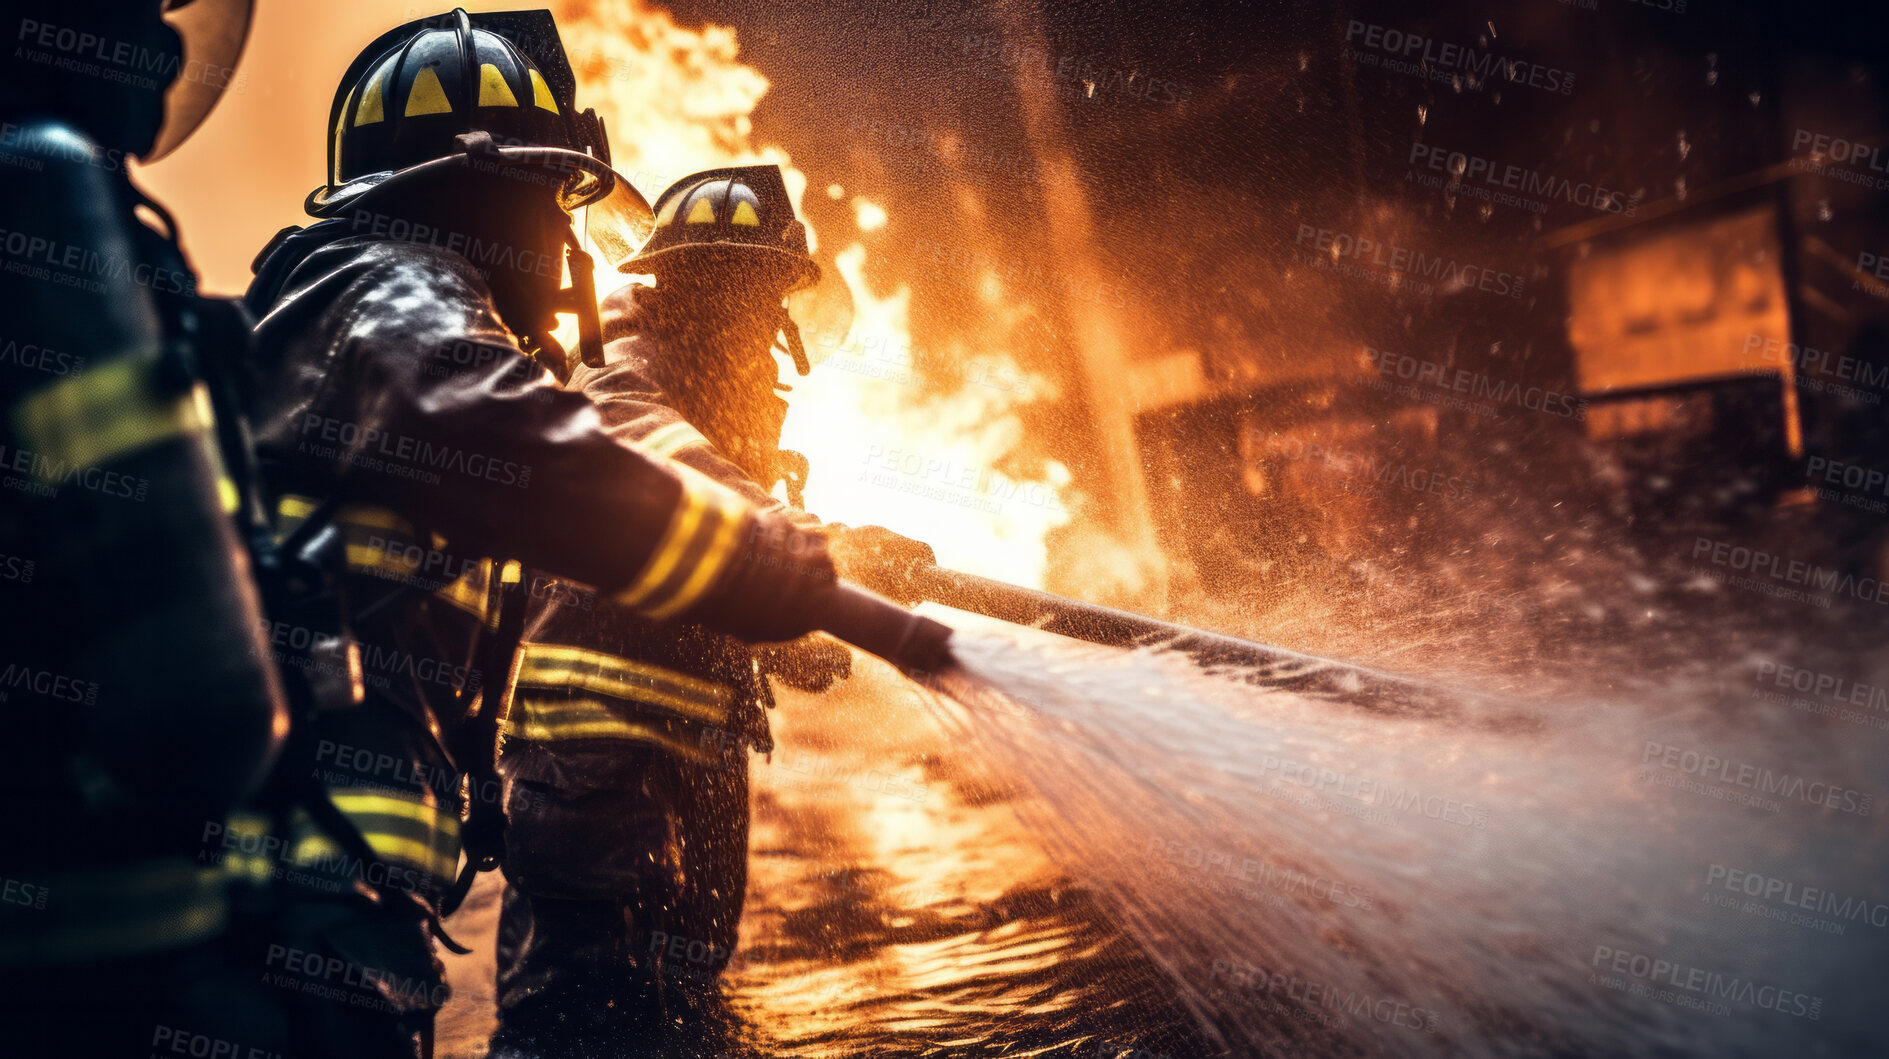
440 559 526 915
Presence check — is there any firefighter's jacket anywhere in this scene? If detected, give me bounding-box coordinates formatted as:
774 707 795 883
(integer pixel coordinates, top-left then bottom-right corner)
242 227 802 910
501 318 827 784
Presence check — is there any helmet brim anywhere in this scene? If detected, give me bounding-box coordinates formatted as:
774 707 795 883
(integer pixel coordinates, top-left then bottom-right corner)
145 0 255 161
306 146 654 269
627 242 821 292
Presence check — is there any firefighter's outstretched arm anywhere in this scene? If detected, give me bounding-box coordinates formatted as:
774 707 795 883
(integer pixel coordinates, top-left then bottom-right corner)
250 240 950 665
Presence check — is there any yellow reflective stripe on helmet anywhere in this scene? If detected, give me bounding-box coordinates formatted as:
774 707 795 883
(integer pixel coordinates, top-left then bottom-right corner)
354 68 385 126
405 66 453 117
477 63 519 108
528 69 558 113
634 420 712 459
502 697 720 765
515 643 731 724
13 355 211 476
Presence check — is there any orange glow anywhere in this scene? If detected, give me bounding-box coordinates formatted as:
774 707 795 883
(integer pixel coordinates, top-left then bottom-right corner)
138 0 1067 588
556 0 1068 587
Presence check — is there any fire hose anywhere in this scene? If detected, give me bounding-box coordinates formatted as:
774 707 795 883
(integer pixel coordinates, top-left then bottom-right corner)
815 565 1471 719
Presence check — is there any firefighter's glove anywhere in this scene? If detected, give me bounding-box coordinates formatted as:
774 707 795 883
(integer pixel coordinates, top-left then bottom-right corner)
829 524 937 606
755 633 854 692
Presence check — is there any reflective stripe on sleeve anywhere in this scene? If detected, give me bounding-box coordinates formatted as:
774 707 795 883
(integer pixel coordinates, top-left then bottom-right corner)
613 464 748 621
634 419 713 459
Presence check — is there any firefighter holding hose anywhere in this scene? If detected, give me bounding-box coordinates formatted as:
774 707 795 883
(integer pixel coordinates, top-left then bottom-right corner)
239 10 948 1056
488 164 937 1054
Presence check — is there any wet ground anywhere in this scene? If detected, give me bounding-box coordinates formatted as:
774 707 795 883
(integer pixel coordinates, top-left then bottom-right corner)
436 645 1212 1058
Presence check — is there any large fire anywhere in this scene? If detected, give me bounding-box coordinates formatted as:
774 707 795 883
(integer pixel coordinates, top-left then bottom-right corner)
556 0 1070 588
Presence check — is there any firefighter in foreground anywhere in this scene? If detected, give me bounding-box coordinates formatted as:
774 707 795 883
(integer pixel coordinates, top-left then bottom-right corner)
242 10 949 1056
489 165 936 1053
0 2 293 1054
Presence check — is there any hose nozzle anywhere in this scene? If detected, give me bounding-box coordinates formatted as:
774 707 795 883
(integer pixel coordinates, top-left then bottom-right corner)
811 580 955 676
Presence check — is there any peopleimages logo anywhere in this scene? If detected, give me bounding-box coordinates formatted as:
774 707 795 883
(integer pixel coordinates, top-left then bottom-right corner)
0 661 98 705
1691 536 1889 607
1294 226 1525 299
1344 21 1575 95
1704 864 1889 931
1742 334 1889 394
1641 740 1872 815
1590 945 1822 1021
297 413 532 488
1791 129 1889 176
1364 347 1584 419
1407 142 1639 216
1209 958 1443 1034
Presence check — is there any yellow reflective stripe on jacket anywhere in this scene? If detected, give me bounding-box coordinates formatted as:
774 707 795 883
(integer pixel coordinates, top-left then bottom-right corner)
219 812 280 886
634 420 712 459
275 493 482 590
0 857 228 966
502 696 720 765
327 790 461 881
614 465 748 621
12 353 213 475
275 494 415 544
514 642 731 724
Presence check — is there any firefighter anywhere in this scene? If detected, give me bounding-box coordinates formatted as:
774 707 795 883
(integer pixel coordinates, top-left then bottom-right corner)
0 2 294 1055
241 11 949 1057
489 165 937 1055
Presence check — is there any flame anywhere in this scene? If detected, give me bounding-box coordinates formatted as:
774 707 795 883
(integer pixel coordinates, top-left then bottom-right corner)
556 0 1068 587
